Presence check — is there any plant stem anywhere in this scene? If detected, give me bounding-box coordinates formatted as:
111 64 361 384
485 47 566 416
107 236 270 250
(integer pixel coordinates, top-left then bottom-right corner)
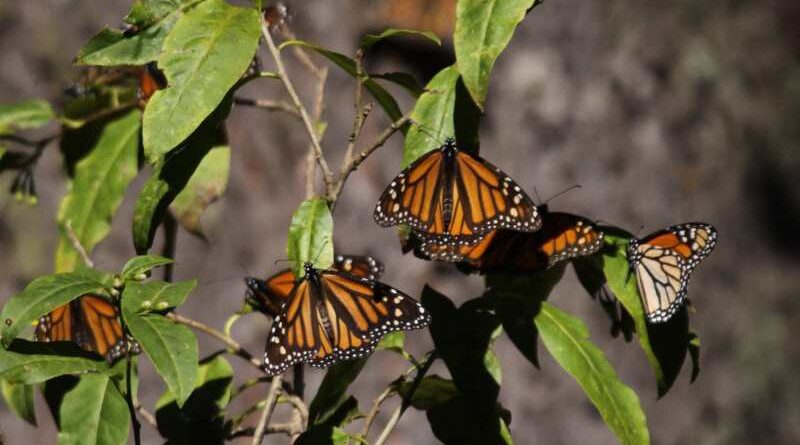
250 376 283 445
135 405 158 429
161 213 177 281
63 220 94 268
126 356 142 445
361 385 396 440
292 364 305 400
374 351 438 445
262 23 333 194
165 312 264 371
233 97 301 118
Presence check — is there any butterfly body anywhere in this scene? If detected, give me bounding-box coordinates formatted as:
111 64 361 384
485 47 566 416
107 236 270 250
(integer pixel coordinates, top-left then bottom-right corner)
35 295 139 363
374 139 542 246
628 223 717 323
262 262 429 375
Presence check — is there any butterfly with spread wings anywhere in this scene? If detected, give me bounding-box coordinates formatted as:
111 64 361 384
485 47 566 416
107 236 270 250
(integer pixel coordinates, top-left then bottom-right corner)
35 295 139 362
245 254 384 318
628 223 717 323
413 209 605 273
374 138 541 248
262 262 429 375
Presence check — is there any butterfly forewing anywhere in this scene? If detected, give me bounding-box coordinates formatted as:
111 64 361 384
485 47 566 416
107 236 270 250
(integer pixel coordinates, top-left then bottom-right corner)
629 223 717 323
374 140 541 240
35 295 137 362
264 280 322 375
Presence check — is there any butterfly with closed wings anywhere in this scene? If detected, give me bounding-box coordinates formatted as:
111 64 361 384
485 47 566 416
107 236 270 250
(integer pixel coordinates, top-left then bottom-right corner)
413 208 605 274
628 223 717 323
35 294 140 363
261 261 429 375
245 254 384 318
374 138 542 250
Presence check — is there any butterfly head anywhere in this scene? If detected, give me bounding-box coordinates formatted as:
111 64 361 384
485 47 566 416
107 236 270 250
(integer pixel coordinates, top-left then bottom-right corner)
303 262 317 276
441 137 458 157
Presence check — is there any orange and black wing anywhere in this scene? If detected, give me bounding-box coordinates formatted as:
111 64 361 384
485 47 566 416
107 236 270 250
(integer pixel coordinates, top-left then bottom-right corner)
375 139 541 240
416 212 604 272
35 295 137 362
333 254 384 281
628 223 717 323
308 271 430 368
246 269 296 318
263 279 323 375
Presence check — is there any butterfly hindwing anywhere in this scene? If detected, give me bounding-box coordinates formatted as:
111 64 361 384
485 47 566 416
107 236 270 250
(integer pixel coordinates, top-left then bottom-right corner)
628 223 717 323
264 280 322 375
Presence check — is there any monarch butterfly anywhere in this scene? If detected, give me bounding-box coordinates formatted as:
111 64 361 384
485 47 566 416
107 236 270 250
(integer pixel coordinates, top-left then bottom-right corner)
245 254 384 318
415 210 605 273
628 223 717 323
137 63 166 107
34 295 139 362
374 138 541 247
263 262 429 375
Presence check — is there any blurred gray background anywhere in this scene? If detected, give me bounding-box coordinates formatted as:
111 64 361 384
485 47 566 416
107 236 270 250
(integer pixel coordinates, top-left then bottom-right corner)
1 0 799 443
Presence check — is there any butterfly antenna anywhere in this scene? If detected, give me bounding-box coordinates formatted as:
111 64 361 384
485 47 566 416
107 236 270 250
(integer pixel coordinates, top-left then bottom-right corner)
543 184 582 205
273 258 294 266
310 240 332 266
410 121 445 146
533 186 543 204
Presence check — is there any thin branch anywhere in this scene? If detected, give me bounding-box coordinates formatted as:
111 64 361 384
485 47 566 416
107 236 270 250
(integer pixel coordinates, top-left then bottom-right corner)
63 220 94 268
233 97 301 119
135 405 158 429
250 376 283 445
361 385 396 439
374 352 438 445
126 356 142 445
165 312 264 371
262 24 333 194
229 422 298 439
282 393 309 428
330 112 411 204
341 49 370 175
304 65 328 199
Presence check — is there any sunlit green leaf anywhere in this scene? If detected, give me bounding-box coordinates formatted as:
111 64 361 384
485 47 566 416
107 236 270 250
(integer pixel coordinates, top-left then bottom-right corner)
169 145 230 237
454 0 542 108
0 99 54 135
536 302 650 445
143 0 259 163
1 380 36 425
57 374 129 445
360 28 441 51
133 98 229 253
122 279 196 314
0 340 110 385
120 255 174 281
155 355 233 443
0 270 110 345
122 312 198 407
287 198 334 277
279 40 404 121
75 0 200 66
55 110 141 273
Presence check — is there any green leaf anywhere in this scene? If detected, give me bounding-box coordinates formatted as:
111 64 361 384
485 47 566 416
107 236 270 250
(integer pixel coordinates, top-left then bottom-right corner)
360 28 441 50
377 331 412 361
287 198 334 277
401 65 481 166
169 145 230 237
1 380 36 425
122 280 197 314
600 229 665 392
123 312 198 407
0 270 110 345
143 0 261 163
396 374 458 410
0 99 54 135
371 72 424 97
308 358 367 425
296 396 361 445
536 302 650 445
155 355 233 443
120 255 174 281
454 0 541 108
133 98 230 253
425 394 513 445
55 110 141 273
57 374 130 445
0 340 110 385
280 40 404 121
